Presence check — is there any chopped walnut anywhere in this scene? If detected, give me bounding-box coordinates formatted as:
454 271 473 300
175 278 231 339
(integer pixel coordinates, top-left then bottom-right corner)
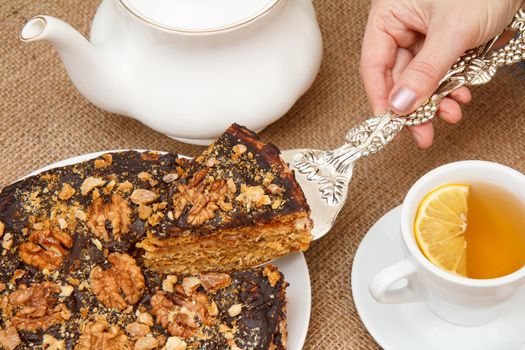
74 318 130 350
165 337 187 350
58 183 76 200
162 275 178 293
206 301 218 317
75 208 87 221
134 336 159 350
138 172 151 181
152 202 167 211
2 232 13 251
162 173 178 183
43 334 65 350
226 179 237 194
151 290 215 338
8 282 71 331
92 188 101 200
235 185 271 210
57 217 68 230
90 253 145 311
10 270 25 285
104 180 117 195
126 322 150 338
263 266 281 287
67 277 80 286
148 212 164 227
0 326 20 350
92 238 103 251
19 223 73 271
80 177 106 196
141 152 160 161
219 323 236 341
78 280 90 291
94 154 113 169
138 205 152 220
138 172 158 187
205 157 220 167
271 199 283 210
130 189 159 205
227 304 242 317
137 312 154 326
181 277 201 297
232 144 247 156
218 324 233 335
266 183 284 195
117 181 134 193
87 194 132 241
198 273 232 293
60 285 74 297
262 172 275 186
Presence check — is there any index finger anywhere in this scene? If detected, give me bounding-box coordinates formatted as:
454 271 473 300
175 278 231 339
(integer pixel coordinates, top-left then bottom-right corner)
360 20 397 115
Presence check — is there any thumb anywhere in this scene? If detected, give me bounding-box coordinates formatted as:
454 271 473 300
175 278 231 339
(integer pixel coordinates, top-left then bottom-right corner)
389 27 471 115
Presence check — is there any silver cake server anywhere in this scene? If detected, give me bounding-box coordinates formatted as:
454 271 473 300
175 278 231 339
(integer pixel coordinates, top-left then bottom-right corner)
281 9 525 240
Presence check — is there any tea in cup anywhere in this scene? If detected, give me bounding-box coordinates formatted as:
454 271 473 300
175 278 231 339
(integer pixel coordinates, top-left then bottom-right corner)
413 181 525 280
369 161 525 326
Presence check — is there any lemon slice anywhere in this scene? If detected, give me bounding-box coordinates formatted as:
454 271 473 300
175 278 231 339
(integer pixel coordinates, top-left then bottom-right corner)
414 184 469 276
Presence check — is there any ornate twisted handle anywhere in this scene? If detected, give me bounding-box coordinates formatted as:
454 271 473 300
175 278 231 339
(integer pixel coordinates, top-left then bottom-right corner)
294 9 525 205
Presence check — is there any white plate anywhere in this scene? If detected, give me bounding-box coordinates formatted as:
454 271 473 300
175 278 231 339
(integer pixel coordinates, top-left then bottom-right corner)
352 206 525 350
24 149 311 350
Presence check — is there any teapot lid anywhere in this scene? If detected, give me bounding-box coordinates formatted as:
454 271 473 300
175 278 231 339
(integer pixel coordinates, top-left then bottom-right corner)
119 0 280 32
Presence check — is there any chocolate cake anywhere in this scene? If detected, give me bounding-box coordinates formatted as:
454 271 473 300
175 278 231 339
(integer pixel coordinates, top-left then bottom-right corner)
0 124 311 349
139 124 312 274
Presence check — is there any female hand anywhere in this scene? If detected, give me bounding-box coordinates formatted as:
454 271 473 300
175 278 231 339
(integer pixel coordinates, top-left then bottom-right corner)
360 0 522 148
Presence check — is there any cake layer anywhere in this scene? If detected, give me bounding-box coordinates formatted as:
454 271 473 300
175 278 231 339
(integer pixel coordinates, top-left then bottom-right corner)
140 215 311 274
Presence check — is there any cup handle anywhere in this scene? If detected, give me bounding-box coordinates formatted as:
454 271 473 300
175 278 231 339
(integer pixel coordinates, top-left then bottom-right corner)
369 259 423 304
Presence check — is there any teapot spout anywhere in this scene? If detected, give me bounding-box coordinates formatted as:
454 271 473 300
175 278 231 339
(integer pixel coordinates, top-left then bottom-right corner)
20 16 124 114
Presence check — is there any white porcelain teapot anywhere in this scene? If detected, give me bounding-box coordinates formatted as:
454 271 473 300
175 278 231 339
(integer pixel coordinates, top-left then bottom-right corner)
20 0 323 144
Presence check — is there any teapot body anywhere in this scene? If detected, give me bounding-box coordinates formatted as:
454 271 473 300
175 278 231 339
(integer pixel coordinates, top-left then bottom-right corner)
83 0 323 144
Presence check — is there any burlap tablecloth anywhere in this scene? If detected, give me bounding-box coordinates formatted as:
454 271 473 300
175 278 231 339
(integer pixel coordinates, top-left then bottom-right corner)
2 0 525 348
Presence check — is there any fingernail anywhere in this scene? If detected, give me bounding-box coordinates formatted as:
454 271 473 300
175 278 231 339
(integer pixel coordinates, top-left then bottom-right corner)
391 87 417 113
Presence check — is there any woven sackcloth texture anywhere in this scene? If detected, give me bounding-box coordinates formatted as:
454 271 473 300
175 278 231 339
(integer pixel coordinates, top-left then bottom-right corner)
2 0 525 349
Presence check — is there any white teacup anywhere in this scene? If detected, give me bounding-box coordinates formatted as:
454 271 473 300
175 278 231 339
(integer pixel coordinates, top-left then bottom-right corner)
369 161 525 326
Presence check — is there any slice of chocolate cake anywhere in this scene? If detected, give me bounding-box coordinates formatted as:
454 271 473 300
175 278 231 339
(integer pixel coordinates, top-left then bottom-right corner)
138 124 313 274
0 149 289 349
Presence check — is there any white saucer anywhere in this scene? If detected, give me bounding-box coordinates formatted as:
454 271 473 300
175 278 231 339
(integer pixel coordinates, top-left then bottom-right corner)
24 150 312 350
352 206 525 350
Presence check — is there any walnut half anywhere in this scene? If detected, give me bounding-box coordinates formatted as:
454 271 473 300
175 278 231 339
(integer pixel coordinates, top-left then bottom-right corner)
90 253 145 311
19 222 73 271
74 318 130 350
150 286 216 339
8 282 71 332
87 194 132 241
172 178 233 226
